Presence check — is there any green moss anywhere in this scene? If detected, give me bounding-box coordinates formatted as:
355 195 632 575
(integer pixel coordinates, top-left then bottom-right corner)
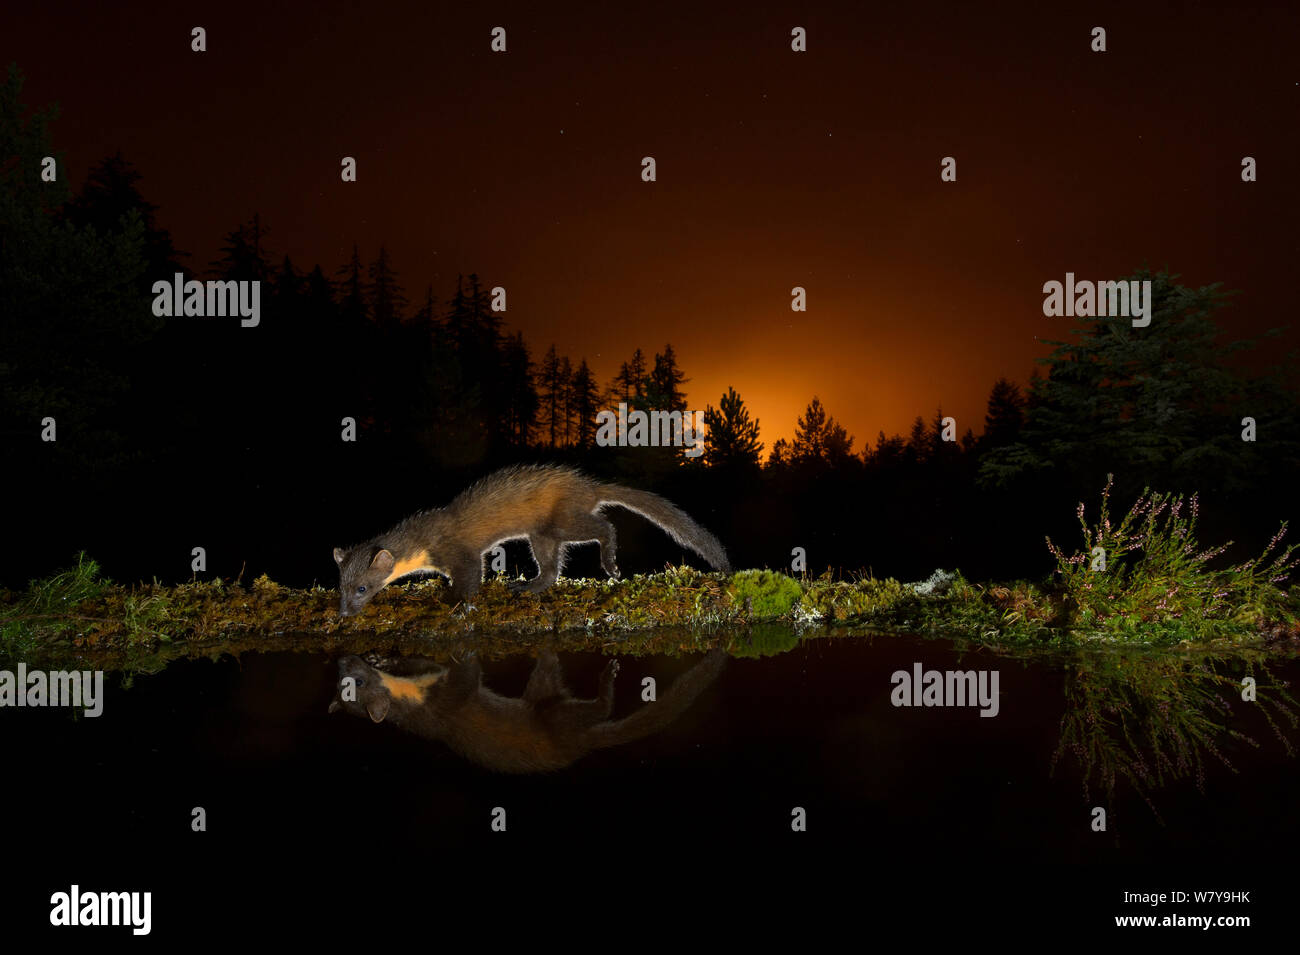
730 622 801 658
797 574 913 623
727 570 804 618
4 531 1299 673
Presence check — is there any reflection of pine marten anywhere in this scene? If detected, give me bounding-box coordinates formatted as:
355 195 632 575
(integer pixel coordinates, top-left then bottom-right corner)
332 464 730 616
328 649 727 773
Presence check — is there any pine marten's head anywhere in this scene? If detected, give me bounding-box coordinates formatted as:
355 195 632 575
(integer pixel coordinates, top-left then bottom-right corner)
328 655 445 724
333 546 396 616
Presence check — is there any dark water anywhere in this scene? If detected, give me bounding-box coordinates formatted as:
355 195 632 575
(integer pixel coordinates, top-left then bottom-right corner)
6 631 1294 937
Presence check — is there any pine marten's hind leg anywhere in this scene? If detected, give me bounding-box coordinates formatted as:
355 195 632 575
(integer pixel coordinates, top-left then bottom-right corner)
545 657 620 733
510 535 562 593
573 658 619 721
589 515 620 579
557 512 620 579
596 657 619 713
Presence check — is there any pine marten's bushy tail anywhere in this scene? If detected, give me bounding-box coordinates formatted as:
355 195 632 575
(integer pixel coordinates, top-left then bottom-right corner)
597 485 732 572
585 650 727 750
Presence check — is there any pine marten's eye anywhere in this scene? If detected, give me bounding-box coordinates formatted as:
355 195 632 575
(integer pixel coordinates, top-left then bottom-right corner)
357 586 367 595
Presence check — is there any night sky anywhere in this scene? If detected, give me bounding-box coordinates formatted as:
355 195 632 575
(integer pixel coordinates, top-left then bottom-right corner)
6 0 1297 447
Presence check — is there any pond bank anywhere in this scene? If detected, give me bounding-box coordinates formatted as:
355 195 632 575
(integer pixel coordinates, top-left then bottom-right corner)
2 558 1296 672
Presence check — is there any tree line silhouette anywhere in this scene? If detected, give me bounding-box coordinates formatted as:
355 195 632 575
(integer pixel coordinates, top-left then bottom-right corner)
3 66 1297 589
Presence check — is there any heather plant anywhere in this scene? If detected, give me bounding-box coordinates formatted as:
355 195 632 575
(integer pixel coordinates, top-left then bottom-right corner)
1047 476 1299 639
1051 647 1298 820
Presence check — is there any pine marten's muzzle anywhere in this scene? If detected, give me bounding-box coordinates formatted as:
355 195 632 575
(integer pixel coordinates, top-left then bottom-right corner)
328 655 369 713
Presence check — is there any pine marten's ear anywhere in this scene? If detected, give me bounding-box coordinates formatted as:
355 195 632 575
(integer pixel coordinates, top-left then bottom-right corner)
366 696 391 723
333 547 346 566
370 549 396 573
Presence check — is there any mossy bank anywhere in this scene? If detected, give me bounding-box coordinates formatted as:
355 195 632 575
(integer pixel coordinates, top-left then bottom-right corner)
2 554 1296 673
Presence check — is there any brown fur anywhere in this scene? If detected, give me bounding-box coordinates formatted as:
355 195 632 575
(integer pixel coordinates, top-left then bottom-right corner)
327 650 727 773
333 464 729 615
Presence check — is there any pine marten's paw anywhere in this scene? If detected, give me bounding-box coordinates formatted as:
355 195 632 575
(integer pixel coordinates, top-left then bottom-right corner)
363 652 400 671
599 658 620 696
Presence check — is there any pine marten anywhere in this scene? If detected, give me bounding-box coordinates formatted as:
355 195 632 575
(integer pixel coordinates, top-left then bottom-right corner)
333 464 730 616
327 649 727 773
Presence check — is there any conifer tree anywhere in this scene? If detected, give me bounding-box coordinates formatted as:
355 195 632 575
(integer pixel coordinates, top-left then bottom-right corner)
538 345 563 447
558 355 574 446
792 396 854 464
704 387 763 469
571 359 601 447
645 343 688 411
366 245 408 330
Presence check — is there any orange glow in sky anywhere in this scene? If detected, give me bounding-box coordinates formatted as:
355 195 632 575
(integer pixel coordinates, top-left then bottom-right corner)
12 3 1294 451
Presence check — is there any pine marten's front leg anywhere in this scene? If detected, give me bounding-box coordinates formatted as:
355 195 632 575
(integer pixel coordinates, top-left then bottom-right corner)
439 650 483 705
362 653 444 676
445 549 484 608
522 650 567 703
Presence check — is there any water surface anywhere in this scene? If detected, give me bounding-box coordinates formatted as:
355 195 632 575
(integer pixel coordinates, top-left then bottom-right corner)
6 630 1294 932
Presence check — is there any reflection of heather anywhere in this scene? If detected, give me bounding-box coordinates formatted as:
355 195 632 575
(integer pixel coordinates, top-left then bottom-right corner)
1046 475 1300 640
1050 649 1298 820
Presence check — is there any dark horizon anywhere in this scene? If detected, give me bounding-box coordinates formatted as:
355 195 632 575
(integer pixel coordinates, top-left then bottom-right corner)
7 0 1297 449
